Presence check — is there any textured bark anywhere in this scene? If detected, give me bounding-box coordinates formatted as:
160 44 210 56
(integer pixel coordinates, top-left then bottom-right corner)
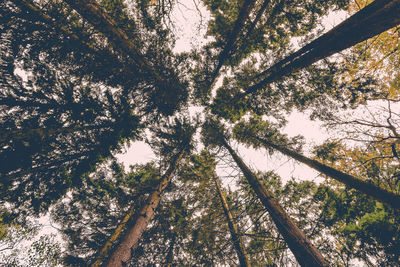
102 148 186 267
213 175 251 267
255 136 400 210
222 139 329 267
91 206 136 267
63 0 160 79
244 0 400 95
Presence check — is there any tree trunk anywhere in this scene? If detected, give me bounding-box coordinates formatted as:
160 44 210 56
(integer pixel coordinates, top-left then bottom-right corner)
94 148 186 267
91 206 136 267
207 0 257 88
164 234 176 267
212 174 251 267
63 0 160 79
221 139 328 267
254 136 400 210
244 0 400 95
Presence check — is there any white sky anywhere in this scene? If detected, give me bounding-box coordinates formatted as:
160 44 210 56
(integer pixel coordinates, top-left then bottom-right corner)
1 2 380 265
116 1 350 185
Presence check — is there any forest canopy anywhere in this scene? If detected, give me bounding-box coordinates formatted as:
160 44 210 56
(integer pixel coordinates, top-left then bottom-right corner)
1 0 400 266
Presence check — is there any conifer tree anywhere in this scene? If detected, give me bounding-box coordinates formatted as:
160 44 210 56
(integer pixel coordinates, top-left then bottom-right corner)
233 116 400 210
202 120 329 266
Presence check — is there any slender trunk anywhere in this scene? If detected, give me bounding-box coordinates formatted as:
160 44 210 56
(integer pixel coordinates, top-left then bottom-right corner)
240 0 272 44
212 175 251 267
244 0 400 95
63 0 160 79
165 234 176 266
12 0 143 90
254 136 400 210
221 139 328 267
207 0 257 88
93 148 186 267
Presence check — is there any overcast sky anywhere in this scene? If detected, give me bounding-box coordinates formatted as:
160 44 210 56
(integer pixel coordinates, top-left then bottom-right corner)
116 1 351 185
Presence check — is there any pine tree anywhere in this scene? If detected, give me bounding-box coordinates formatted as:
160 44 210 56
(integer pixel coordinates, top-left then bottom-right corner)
202 120 329 266
233 116 400 210
2 0 400 265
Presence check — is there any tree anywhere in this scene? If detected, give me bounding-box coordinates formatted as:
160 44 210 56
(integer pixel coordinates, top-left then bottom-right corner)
233 116 400 210
180 150 251 266
210 0 400 123
242 0 400 96
99 117 195 266
202 120 329 266
212 173 251 267
311 144 400 265
0 0 190 214
2 0 400 265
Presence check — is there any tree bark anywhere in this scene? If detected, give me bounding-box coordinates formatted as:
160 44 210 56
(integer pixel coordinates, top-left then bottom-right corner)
212 174 251 267
254 136 400 210
94 148 186 267
91 205 136 267
221 139 328 267
244 0 400 95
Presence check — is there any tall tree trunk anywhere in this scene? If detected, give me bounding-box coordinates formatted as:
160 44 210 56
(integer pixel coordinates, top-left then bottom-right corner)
253 135 400 210
221 139 328 267
91 205 136 267
62 0 161 80
12 0 141 85
244 0 400 95
239 0 272 45
164 234 176 267
207 0 257 88
212 174 251 267
92 148 186 267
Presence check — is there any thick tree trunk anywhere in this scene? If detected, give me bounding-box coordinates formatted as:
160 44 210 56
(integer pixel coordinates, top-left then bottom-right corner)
254 136 400 210
245 0 400 95
221 139 328 267
212 175 251 267
95 148 186 267
91 206 136 267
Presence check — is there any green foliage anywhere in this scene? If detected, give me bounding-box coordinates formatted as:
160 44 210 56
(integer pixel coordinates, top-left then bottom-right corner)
51 160 161 264
314 185 400 265
1 0 399 265
233 115 304 151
